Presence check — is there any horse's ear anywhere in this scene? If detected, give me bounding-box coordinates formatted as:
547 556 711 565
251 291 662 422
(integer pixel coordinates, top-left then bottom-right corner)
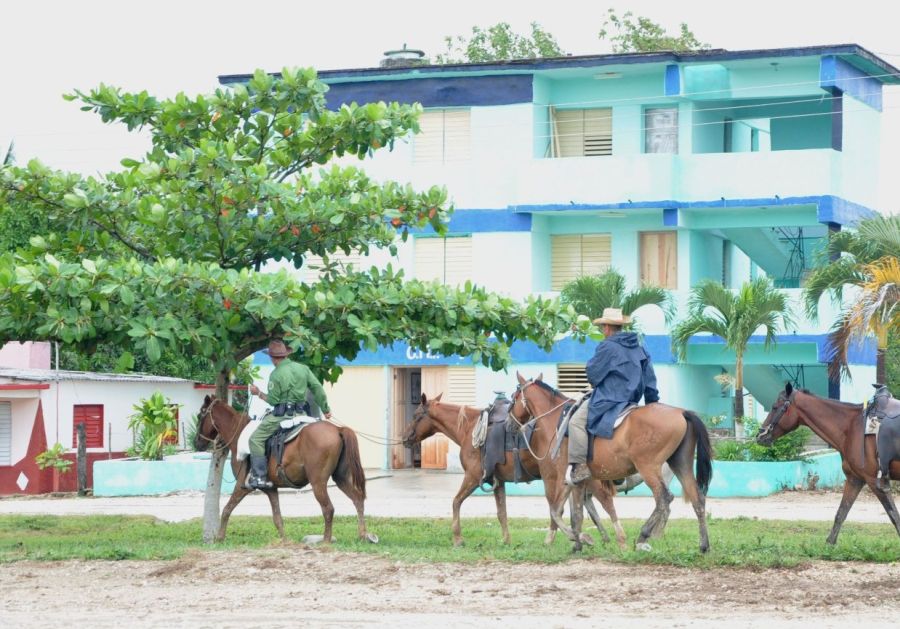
420 392 427 405
204 394 211 404
536 372 544 382
516 371 526 384
785 382 793 397
434 392 443 402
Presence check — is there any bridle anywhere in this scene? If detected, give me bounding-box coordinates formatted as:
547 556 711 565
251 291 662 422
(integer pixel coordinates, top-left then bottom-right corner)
508 378 570 430
758 391 794 440
196 398 241 451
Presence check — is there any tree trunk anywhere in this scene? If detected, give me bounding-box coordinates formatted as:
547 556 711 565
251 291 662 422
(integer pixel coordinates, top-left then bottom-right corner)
733 354 745 422
201 368 230 543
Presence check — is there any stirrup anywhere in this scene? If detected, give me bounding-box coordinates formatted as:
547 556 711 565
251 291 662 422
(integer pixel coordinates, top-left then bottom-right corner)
565 464 590 486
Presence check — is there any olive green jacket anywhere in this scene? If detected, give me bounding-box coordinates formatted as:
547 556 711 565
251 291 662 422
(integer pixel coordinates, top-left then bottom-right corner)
266 359 330 413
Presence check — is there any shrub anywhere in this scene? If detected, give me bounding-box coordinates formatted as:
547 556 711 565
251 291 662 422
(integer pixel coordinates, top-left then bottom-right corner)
713 417 812 462
127 392 179 461
35 443 73 473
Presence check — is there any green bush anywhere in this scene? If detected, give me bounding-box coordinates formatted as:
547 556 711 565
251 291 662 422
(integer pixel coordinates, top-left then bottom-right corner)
35 443 73 473
127 392 179 461
714 417 812 462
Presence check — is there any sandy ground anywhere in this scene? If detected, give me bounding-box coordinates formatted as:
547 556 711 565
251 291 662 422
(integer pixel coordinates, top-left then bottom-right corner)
1 548 898 628
0 469 897 524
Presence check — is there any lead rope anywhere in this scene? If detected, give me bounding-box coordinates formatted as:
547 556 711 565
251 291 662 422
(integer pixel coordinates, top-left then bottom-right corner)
325 415 407 446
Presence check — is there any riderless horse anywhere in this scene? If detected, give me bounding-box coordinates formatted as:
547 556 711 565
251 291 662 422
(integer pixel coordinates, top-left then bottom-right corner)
509 373 713 553
194 395 374 544
757 383 900 543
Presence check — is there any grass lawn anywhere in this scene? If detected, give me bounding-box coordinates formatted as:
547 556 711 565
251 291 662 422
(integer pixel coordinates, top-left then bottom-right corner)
0 515 897 568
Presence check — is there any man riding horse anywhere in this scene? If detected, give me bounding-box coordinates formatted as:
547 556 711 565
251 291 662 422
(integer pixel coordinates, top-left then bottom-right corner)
246 339 333 489
566 308 660 485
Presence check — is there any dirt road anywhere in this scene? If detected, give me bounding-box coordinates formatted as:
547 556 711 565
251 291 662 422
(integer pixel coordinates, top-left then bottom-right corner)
1 548 897 628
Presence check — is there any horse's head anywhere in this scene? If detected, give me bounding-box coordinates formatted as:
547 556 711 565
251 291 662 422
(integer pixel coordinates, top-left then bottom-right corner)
403 392 443 448
194 395 220 451
757 383 801 446
507 371 546 429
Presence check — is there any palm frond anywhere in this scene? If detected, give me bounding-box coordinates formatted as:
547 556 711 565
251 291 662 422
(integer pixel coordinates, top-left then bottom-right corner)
621 284 675 323
2 140 12 166
825 311 855 381
856 215 900 260
687 279 735 320
802 257 866 319
559 271 625 320
671 314 728 361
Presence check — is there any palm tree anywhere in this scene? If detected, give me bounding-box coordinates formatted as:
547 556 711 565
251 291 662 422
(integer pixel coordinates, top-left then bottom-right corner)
559 268 675 326
672 278 794 418
828 256 900 382
803 214 900 383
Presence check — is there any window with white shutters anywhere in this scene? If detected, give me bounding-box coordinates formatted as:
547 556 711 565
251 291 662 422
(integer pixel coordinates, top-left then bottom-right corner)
414 109 471 163
550 234 612 290
551 108 613 157
446 367 477 407
557 365 590 398
413 236 473 287
0 402 11 466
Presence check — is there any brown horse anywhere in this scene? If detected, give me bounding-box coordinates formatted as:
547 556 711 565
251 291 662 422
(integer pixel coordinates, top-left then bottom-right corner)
757 383 900 543
194 395 374 544
403 392 627 548
510 373 713 553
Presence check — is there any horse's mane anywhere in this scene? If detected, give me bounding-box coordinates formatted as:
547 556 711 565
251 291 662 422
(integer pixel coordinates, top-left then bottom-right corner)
796 388 863 411
527 378 570 400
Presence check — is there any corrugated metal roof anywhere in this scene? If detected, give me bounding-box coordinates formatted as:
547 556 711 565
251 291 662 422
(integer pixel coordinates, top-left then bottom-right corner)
0 368 196 384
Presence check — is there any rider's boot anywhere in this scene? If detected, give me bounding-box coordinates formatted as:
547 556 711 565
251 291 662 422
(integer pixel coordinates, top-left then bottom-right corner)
565 463 590 486
245 455 274 490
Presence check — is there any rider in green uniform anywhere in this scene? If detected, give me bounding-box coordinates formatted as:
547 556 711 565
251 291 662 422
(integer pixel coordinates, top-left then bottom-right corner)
246 339 332 489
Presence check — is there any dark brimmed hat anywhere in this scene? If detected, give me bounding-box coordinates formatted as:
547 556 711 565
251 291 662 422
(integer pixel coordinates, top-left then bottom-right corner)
263 339 292 358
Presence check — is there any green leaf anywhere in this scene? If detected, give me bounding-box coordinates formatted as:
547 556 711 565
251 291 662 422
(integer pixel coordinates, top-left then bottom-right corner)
146 336 162 362
114 352 135 372
81 259 97 274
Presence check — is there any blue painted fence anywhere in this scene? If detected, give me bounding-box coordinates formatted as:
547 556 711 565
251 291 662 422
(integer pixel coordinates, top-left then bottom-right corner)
93 453 237 497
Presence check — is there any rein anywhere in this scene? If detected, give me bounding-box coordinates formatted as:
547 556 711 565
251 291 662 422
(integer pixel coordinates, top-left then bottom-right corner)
507 379 571 461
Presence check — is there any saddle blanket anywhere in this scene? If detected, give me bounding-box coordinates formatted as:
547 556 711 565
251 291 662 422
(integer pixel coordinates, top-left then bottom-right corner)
236 415 315 460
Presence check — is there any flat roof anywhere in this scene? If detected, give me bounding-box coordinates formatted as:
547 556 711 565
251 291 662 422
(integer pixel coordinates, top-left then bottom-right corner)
0 368 197 384
219 44 900 86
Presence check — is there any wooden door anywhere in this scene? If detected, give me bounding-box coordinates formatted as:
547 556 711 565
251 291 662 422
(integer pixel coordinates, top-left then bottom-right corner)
391 369 411 469
420 366 449 469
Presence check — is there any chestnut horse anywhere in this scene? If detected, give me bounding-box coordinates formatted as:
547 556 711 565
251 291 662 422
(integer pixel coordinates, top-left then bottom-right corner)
194 395 374 544
757 383 900 543
403 392 627 548
510 373 713 553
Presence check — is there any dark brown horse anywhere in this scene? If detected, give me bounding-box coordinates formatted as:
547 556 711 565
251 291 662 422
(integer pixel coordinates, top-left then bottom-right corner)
510 373 713 553
194 395 374 544
403 392 626 548
757 383 900 543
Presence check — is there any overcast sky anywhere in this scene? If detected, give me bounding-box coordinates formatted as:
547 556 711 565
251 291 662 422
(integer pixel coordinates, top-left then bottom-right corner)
3 0 899 210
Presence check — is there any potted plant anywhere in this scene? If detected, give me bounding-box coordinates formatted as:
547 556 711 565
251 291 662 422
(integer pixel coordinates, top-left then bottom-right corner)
35 443 73 492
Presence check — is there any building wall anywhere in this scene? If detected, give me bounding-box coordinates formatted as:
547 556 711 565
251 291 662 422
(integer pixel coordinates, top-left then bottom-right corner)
0 342 51 369
322 366 389 469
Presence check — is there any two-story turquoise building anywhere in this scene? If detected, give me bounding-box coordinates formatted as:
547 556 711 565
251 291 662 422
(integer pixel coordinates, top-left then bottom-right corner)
221 44 896 470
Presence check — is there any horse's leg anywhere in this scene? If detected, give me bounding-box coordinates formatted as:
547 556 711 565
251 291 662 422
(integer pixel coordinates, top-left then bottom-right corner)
451 470 480 547
583 488 610 544
335 475 370 542
262 488 286 541
588 480 626 549
826 477 865 545
868 480 900 538
547 484 577 542
569 483 586 552
310 478 336 543
634 464 673 551
216 486 251 543
667 433 709 553
493 482 511 545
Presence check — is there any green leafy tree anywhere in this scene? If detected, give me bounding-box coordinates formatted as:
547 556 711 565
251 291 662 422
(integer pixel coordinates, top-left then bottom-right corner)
559 268 675 327
435 22 564 64
672 278 793 418
0 68 581 541
803 215 900 384
599 9 709 53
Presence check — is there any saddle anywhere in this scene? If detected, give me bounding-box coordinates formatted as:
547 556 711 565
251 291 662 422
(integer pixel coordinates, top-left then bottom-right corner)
479 395 539 489
868 385 900 425
865 385 900 488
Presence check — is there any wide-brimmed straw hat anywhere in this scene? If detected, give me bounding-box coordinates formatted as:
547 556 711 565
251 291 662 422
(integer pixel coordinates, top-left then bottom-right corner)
263 339 293 357
593 307 632 326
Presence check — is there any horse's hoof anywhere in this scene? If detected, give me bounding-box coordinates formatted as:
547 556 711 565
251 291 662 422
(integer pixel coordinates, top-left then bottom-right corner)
579 532 595 547
635 542 652 552
364 533 379 544
571 544 583 554
302 534 335 545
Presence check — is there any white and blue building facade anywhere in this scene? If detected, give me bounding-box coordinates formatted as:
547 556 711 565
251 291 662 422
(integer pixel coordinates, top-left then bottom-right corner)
221 45 897 470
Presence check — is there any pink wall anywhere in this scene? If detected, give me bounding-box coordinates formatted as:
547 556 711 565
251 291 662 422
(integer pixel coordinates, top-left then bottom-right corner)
0 342 51 369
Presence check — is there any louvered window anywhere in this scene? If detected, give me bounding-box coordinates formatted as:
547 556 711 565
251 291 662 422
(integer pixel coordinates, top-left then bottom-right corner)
552 108 613 157
414 236 473 287
73 404 103 448
303 250 365 283
558 365 590 398
550 234 612 290
0 402 11 466
446 367 477 407
414 109 471 163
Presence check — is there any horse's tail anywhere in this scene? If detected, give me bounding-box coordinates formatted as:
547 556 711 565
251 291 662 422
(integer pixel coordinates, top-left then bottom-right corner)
334 426 366 501
683 411 713 495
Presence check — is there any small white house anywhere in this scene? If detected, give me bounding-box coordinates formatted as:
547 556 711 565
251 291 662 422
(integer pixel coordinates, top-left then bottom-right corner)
0 368 210 494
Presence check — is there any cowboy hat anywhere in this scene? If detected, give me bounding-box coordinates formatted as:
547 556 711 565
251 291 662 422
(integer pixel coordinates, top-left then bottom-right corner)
263 339 293 357
593 307 632 326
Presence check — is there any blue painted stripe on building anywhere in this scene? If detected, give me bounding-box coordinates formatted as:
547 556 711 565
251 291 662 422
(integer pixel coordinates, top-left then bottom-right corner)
664 65 680 96
252 334 876 367
409 209 532 234
511 195 877 227
820 56 883 111
321 75 533 109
